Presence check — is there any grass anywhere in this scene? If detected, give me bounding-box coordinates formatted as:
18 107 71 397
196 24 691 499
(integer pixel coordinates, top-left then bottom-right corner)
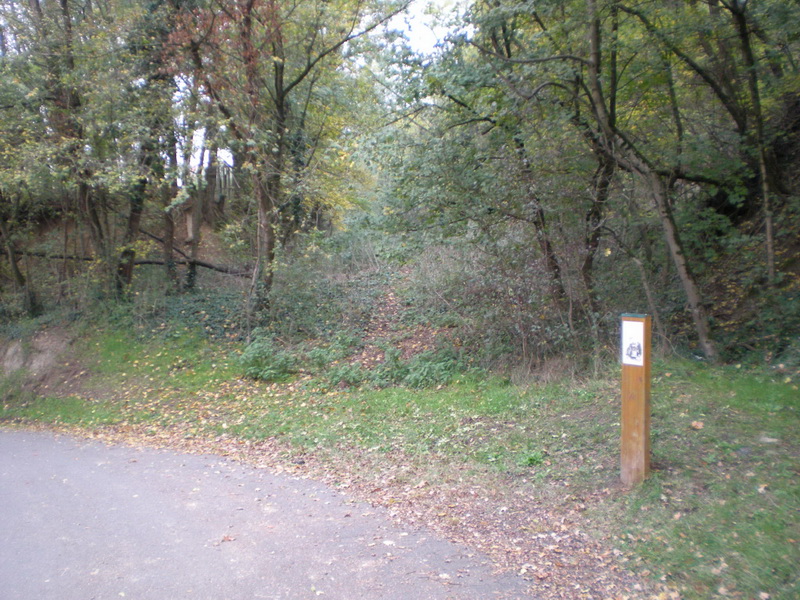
1 327 798 600
607 362 800 599
1 394 123 426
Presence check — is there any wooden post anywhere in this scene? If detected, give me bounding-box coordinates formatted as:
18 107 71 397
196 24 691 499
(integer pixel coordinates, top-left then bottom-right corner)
620 314 651 486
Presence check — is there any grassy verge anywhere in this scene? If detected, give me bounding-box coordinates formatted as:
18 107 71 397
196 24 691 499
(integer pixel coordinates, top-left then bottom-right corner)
1 328 798 599
610 362 800 600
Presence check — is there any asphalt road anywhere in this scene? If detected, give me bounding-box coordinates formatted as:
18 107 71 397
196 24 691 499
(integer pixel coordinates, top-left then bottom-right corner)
0 429 532 599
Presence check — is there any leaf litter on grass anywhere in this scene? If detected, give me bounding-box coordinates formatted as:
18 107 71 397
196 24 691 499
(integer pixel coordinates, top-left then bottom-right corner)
3 355 675 596
9 286 798 599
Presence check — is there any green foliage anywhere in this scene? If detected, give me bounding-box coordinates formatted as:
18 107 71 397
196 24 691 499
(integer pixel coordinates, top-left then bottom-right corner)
393 347 464 388
327 345 470 390
1 395 123 427
324 362 369 387
240 331 470 390
262 232 381 340
517 449 546 467
152 287 247 341
396 244 587 367
239 336 299 382
608 362 800 599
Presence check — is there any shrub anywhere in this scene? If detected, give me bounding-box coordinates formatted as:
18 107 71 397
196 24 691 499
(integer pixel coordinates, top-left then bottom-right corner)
324 362 368 387
239 336 298 382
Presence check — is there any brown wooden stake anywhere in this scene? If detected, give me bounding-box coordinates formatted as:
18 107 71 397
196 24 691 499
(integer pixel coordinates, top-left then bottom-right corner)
620 314 651 486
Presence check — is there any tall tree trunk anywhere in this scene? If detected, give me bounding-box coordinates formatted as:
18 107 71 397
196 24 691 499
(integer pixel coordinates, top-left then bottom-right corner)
162 130 181 291
648 173 718 362
731 5 777 285
0 214 38 315
581 4 617 318
530 202 567 304
115 178 146 295
581 150 615 316
185 174 204 291
510 136 568 305
250 171 278 313
204 147 220 227
586 0 719 361
186 149 203 290
79 182 106 258
163 202 178 292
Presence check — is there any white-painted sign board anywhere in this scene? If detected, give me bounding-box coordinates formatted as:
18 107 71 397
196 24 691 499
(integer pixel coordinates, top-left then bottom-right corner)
621 319 645 366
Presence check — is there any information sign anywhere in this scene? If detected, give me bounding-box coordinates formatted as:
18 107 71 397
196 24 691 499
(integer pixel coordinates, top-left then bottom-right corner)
620 314 651 486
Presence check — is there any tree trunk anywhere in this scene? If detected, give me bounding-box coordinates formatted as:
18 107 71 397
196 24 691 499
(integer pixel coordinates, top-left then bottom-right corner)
581 154 615 316
185 151 205 291
648 172 718 362
204 147 221 227
115 178 146 296
530 202 567 304
250 171 278 313
510 135 568 305
731 5 777 285
0 215 38 316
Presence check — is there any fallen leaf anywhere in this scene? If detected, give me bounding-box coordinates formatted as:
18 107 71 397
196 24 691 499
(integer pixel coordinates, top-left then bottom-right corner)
691 421 704 430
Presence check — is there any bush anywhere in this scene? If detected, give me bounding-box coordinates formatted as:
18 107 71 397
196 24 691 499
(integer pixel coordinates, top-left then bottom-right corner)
239 336 298 382
400 244 583 368
397 348 463 388
261 232 381 341
324 362 368 387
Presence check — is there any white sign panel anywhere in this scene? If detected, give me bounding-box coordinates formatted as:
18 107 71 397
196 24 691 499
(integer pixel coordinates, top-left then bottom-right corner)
621 320 645 366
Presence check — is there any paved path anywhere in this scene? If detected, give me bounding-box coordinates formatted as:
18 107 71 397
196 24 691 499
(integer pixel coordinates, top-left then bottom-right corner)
0 430 532 599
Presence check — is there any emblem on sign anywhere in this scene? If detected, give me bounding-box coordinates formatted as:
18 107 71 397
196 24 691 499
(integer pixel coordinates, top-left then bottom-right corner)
625 342 642 361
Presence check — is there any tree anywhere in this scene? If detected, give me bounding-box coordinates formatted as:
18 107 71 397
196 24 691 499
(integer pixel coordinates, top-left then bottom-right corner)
171 0 407 314
455 0 771 361
381 0 799 361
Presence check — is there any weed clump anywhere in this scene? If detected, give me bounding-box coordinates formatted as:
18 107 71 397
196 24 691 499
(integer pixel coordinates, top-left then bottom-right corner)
239 336 299 382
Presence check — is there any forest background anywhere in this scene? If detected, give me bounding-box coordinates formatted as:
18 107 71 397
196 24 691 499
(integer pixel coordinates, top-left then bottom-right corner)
1 1 799 598
1 0 798 368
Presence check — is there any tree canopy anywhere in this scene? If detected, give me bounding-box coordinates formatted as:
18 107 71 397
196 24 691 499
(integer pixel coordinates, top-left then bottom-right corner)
1 0 798 365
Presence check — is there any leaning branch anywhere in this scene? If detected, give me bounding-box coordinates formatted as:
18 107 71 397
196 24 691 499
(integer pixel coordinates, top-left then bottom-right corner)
12 251 249 277
469 41 590 67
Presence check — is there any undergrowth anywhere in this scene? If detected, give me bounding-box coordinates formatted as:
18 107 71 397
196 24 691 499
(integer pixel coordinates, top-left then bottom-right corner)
2 324 798 600
239 331 470 389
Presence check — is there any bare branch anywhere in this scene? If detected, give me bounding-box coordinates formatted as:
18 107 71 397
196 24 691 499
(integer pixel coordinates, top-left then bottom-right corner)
469 39 589 67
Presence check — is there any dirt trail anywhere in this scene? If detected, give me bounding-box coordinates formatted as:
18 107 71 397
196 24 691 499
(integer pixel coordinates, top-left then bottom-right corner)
348 271 445 370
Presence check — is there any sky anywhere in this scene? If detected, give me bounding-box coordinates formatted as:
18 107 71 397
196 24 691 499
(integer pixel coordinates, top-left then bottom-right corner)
392 0 462 55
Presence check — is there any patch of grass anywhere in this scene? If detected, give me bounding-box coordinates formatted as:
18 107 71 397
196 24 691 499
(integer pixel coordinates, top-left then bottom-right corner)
0 367 122 427
1 394 124 426
84 328 237 391
0 370 37 408
603 361 800 600
5 325 798 600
